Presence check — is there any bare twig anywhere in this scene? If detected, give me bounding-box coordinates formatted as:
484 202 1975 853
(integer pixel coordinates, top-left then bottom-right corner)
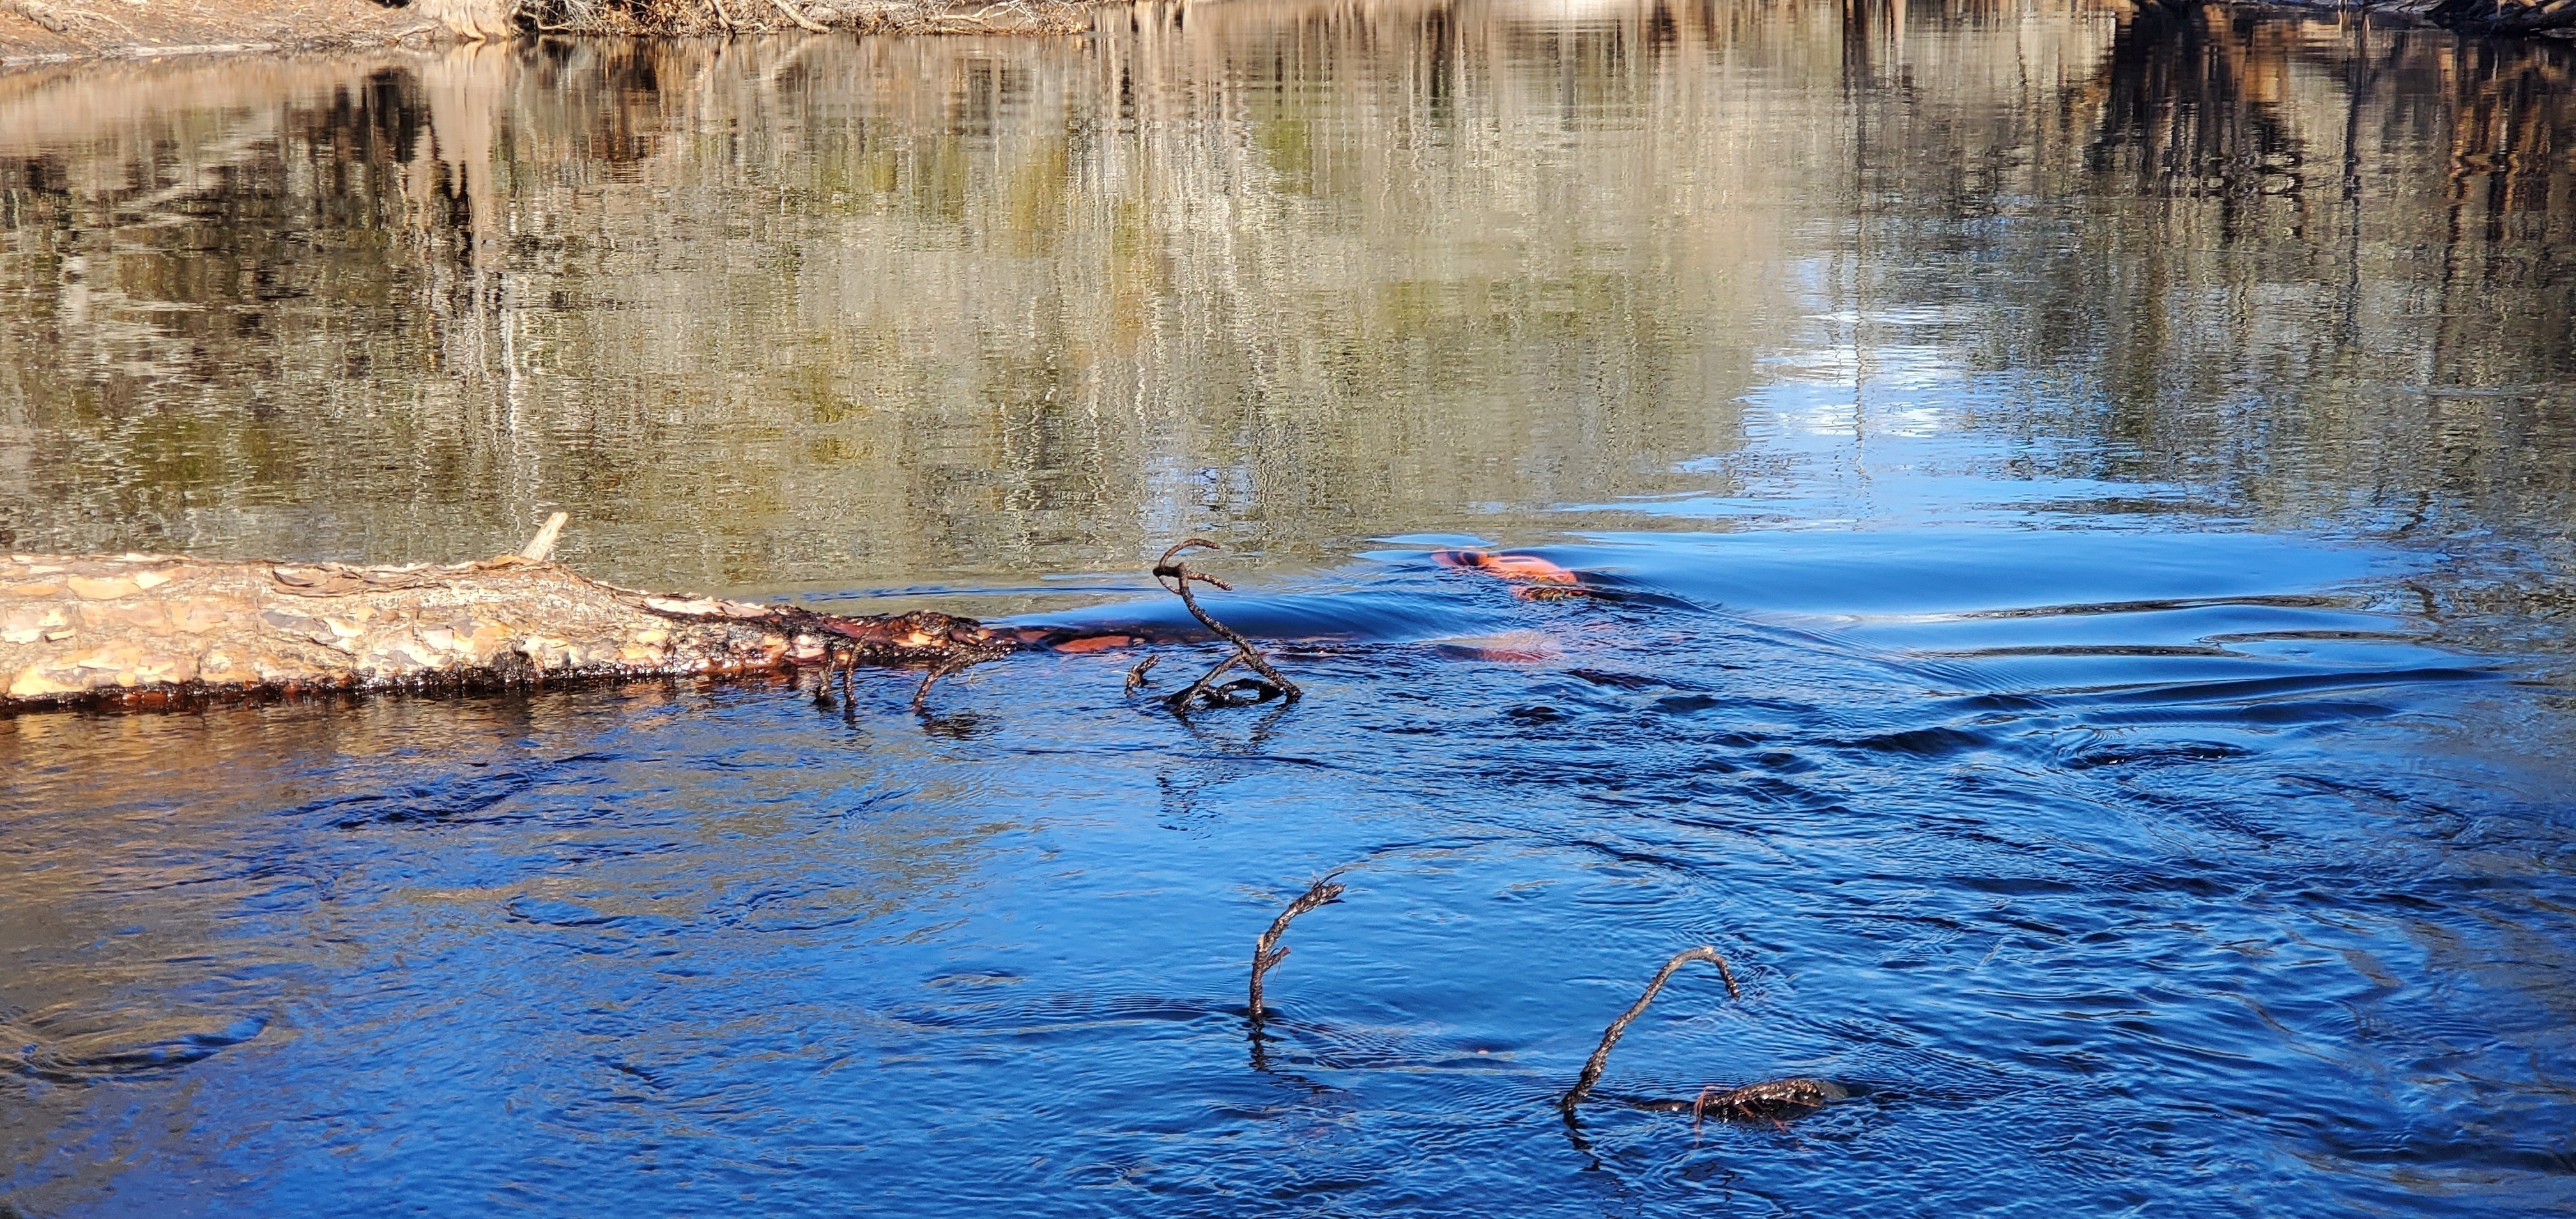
1560 946 1739 1117
1167 652 1241 708
812 644 861 711
1124 654 1160 693
1248 875 1345 1018
518 511 569 562
813 646 839 706
1152 540 1301 712
910 657 968 714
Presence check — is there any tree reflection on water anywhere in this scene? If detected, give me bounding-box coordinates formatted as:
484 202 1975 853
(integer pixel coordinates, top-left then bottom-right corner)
0 2 2566 611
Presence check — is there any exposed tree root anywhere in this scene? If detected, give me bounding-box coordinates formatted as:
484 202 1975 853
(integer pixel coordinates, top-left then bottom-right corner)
1152 540 1302 713
1248 875 1344 1019
1560 946 1843 1129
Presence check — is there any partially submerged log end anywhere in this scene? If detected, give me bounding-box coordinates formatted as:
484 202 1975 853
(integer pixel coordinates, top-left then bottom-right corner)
1 551 1009 716
519 512 569 562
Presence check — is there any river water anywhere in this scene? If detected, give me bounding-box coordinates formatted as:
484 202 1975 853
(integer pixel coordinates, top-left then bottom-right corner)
4 2 2575 1214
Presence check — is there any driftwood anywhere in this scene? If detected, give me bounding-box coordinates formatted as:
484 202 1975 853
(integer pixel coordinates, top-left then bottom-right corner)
1247 876 1344 1019
0 543 1008 714
1560 947 1843 1128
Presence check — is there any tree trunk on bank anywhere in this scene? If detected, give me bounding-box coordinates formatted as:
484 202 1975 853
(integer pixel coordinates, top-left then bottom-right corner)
0 550 1009 714
417 0 518 40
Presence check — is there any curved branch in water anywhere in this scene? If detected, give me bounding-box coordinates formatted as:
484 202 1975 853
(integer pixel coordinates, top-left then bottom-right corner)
1248 875 1344 1018
1559 946 1740 1118
1153 539 1301 710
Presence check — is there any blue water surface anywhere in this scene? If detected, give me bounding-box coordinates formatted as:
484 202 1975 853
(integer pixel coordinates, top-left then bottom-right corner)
8 527 2573 1216
5 1 2576 1213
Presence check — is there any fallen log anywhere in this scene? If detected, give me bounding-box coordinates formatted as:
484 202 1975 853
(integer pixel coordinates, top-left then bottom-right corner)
0 548 1009 714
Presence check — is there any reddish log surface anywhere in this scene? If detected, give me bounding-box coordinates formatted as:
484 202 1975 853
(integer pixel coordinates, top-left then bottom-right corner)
0 551 1008 714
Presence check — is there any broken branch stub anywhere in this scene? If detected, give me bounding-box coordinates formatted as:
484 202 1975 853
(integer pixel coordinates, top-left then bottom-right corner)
1123 654 1160 693
519 511 569 562
1248 876 1345 1019
1152 540 1300 713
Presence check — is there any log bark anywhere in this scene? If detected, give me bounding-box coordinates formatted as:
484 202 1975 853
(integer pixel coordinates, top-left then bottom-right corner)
0 550 1008 714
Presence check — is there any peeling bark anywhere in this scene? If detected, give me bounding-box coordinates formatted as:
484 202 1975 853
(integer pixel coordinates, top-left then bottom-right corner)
0 551 1008 714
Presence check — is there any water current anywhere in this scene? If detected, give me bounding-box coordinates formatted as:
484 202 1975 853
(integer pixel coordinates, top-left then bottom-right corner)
4 2 2576 1214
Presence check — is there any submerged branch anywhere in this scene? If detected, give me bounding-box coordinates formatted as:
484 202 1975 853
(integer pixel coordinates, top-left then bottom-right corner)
1689 1077 1850 1128
1560 947 1740 1118
1153 540 1301 712
910 654 985 714
1558 946 1846 1129
1248 875 1345 1019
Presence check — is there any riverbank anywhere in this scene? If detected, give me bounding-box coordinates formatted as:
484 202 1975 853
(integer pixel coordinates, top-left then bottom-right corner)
0 0 438 66
6 0 2575 71
2146 0 2576 35
0 0 1097 67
